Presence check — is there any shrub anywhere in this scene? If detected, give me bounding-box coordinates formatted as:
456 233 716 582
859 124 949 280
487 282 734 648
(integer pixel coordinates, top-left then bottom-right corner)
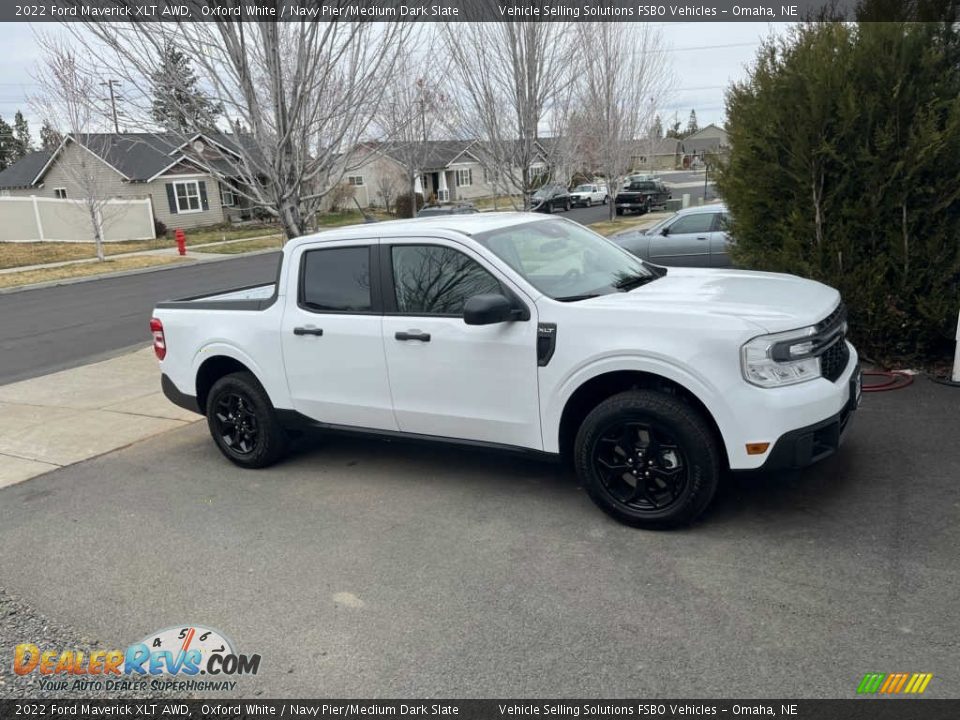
394 192 425 218
327 183 356 213
154 219 168 238
716 17 960 362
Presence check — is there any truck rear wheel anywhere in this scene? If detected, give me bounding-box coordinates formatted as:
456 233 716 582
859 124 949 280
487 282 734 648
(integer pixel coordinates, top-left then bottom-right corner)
206 371 288 469
574 390 720 529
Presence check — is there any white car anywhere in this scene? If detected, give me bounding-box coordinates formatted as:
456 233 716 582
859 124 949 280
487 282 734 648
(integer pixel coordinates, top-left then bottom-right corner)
569 183 608 207
152 213 860 529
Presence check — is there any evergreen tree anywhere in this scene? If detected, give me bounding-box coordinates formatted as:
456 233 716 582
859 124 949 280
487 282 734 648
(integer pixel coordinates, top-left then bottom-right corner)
0 115 13 170
665 118 683 139
716 17 960 360
151 46 222 133
686 109 699 136
649 114 663 139
12 111 32 161
40 120 61 151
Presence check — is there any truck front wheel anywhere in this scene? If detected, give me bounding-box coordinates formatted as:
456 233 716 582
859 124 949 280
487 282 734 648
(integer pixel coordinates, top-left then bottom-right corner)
206 371 288 469
574 390 720 529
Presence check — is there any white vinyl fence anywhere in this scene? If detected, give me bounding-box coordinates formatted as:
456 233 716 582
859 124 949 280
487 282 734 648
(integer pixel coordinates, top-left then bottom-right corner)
0 196 156 243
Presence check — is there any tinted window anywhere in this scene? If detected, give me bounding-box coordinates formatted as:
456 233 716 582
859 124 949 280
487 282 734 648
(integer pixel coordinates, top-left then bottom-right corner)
392 245 501 315
667 213 715 235
300 246 371 312
628 181 656 191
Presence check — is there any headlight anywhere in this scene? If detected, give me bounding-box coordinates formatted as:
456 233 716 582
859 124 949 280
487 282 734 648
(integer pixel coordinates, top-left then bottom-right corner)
741 326 822 388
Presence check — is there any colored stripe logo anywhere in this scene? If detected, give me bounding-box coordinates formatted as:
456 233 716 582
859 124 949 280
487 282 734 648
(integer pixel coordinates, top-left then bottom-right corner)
857 673 933 694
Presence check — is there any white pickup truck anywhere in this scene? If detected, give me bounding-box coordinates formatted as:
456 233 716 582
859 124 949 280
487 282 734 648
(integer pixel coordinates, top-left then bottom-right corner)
152 213 860 529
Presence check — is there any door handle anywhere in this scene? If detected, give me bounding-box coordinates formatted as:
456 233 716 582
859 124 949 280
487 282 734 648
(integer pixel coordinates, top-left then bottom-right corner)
696 236 708 241
395 330 431 342
293 327 323 336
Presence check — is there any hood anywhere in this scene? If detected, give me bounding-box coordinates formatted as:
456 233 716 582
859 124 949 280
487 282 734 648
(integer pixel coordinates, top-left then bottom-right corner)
580 267 840 334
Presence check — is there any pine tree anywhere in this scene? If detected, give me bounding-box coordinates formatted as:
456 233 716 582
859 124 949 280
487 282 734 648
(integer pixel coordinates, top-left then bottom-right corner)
686 109 699 137
40 120 61 151
151 46 222 133
0 115 13 170
649 114 663 139
12 111 32 161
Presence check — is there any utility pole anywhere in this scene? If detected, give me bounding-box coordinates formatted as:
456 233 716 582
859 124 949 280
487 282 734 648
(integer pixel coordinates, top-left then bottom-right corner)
101 79 121 133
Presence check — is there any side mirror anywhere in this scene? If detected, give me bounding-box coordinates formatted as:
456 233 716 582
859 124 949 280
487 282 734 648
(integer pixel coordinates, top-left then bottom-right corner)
464 294 513 325
660 227 670 236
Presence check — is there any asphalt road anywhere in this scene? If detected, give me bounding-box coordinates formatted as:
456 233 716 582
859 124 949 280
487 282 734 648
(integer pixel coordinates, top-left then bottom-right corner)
0 253 281 386
0 378 956 697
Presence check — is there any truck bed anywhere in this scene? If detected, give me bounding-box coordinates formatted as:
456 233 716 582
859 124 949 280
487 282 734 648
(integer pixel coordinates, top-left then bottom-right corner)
154 283 278 311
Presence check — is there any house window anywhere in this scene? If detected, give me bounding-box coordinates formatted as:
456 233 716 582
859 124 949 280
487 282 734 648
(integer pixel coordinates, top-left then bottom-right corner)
174 180 202 213
347 176 364 187
455 168 473 187
220 184 237 207
54 188 68 199
482 168 496 185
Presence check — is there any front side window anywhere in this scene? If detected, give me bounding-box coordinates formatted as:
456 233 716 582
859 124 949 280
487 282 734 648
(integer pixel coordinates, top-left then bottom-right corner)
667 213 715 235
392 245 501 315
300 246 371 312
174 181 201 212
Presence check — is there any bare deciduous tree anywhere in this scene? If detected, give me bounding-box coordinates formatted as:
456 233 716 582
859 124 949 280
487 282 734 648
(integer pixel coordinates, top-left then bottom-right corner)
372 46 449 218
441 19 576 210
574 23 671 221
32 36 121 261
67 10 413 239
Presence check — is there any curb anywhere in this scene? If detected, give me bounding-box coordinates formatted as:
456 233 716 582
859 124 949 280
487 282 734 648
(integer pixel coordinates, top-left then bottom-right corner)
0 248 281 295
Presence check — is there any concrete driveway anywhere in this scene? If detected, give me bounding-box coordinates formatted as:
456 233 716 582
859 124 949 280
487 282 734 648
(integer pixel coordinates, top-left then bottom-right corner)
0 375 957 698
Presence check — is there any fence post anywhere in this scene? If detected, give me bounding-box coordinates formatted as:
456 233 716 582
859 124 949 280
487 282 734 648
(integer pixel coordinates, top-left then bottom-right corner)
953 307 960 383
31 195 45 241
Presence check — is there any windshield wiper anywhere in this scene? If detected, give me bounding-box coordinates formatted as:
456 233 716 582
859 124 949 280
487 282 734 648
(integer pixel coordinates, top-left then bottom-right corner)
614 274 658 291
555 293 602 302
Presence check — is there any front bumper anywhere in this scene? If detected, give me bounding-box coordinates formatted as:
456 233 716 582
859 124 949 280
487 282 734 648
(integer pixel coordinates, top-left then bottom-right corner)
756 367 861 472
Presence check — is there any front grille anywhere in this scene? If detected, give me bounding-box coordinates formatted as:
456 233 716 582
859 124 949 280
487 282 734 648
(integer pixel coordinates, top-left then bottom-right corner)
820 337 850 382
817 303 846 333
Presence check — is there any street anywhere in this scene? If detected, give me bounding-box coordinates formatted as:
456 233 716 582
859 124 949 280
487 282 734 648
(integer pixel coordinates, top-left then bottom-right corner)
0 376 956 697
0 253 280 386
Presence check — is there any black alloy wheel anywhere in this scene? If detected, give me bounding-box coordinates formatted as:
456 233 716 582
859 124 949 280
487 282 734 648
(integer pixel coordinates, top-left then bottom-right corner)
213 390 259 455
593 422 687 512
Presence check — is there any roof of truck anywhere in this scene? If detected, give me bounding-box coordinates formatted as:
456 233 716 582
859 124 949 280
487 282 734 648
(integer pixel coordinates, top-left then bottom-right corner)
290 212 549 249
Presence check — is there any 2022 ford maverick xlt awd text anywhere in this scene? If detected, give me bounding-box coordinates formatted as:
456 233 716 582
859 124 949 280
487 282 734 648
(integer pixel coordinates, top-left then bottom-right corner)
152 214 860 529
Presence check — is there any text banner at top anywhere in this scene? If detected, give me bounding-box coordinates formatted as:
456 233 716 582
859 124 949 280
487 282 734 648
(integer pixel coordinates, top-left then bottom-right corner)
3 0 893 23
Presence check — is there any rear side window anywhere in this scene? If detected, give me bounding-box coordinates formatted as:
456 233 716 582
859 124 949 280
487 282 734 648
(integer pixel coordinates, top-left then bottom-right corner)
391 245 501 315
300 246 371 312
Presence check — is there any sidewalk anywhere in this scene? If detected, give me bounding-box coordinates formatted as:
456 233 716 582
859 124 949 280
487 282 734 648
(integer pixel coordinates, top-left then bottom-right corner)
0 347 200 489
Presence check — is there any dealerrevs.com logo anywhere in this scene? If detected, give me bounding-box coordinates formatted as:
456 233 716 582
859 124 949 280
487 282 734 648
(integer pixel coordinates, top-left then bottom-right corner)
13 625 261 693
857 672 934 695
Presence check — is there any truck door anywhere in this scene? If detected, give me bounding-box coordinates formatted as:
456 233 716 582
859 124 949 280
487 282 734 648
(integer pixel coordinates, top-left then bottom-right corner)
380 240 543 450
280 241 398 431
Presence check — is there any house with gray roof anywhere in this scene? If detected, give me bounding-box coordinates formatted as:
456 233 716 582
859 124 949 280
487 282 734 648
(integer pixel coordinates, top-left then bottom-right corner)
681 124 731 162
0 132 258 231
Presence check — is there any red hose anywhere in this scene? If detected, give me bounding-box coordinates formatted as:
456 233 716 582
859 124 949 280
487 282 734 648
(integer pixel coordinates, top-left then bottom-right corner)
861 370 914 392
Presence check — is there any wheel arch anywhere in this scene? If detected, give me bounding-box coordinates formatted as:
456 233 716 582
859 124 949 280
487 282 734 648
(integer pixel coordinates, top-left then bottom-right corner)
194 351 265 413
556 369 729 469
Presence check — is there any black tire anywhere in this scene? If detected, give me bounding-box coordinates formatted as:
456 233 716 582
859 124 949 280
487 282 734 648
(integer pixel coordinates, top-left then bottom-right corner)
564 198 571 211
574 390 720 529
603 195 608 205
615 208 624 216
206 371 288 469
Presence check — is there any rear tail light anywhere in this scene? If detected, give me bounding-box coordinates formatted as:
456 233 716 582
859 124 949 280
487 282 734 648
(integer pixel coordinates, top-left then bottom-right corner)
150 317 166 360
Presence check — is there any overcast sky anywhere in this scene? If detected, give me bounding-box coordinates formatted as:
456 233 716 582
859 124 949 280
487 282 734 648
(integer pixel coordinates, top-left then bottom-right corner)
0 21 789 138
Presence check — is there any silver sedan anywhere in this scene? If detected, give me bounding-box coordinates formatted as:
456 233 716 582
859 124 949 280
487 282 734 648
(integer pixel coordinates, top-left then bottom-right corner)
611 204 733 268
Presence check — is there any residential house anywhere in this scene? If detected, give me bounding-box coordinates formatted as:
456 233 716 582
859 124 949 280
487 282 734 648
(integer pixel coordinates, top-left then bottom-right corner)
680 124 731 164
0 132 260 231
631 138 683 172
342 139 551 208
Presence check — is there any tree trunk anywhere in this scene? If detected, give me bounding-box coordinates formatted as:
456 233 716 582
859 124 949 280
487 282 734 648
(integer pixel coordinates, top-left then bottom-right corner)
89 204 105 262
411 174 418 218
279 199 305 240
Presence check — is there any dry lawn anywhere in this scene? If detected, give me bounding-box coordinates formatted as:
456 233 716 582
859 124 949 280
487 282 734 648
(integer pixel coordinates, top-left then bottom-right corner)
199 236 285 254
0 255 189 289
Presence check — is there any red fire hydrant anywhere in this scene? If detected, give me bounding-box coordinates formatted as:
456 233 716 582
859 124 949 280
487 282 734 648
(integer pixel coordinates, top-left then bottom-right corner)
175 229 187 256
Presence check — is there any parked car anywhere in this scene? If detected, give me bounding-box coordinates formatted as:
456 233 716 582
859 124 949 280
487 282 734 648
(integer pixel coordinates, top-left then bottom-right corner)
569 183 608 207
613 205 732 267
417 203 478 217
152 213 859 530
615 179 671 215
530 184 572 213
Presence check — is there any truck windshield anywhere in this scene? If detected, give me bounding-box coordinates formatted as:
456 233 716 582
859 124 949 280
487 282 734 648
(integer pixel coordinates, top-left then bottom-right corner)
474 219 658 301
